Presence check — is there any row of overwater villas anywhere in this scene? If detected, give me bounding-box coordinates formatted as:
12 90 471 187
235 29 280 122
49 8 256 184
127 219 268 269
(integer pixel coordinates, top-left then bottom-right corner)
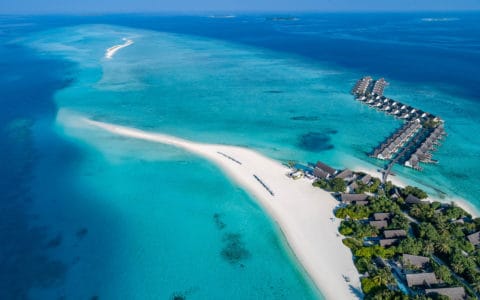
404 124 446 170
351 76 389 97
371 121 423 160
357 94 436 123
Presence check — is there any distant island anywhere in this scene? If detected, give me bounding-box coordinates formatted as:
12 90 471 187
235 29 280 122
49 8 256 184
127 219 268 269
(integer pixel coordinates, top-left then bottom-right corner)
267 16 299 21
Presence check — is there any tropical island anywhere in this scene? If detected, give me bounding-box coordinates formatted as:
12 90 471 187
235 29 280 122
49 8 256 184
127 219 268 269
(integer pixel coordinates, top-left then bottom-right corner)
299 160 480 300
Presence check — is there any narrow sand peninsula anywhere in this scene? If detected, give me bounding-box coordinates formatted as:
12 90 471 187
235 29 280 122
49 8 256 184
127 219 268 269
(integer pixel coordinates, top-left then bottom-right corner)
105 38 133 59
80 117 361 299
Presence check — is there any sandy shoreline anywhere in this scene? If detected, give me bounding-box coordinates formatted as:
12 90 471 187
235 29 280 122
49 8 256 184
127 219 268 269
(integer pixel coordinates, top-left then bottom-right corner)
74 116 362 299
105 38 133 59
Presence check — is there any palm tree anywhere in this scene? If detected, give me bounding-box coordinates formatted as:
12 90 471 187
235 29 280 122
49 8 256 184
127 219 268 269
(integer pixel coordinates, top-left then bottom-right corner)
450 261 464 274
410 205 422 218
371 268 394 286
422 241 435 256
471 278 480 293
435 240 451 255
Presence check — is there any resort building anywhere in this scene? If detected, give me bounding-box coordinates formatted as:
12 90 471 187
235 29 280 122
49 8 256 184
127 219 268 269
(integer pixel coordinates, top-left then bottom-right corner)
405 194 423 205
384 229 407 239
370 220 388 230
334 169 353 180
467 231 480 247
313 161 336 179
402 254 430 269
425 287 466 300
351 77 446 172
379 238 398 247
360 174 372 185
340 194 369 206
373 212 391 221
406 272 439 288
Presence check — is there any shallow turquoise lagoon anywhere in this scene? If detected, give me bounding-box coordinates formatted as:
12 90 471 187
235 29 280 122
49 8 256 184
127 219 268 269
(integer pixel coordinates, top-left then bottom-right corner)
16 22 480 298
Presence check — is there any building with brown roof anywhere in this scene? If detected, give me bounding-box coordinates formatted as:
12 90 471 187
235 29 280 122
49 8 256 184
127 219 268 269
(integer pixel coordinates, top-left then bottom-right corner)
340 194 369 205
314 161 336 179
402 254 430 269
467 231 480 247
425 287 466 300
384 229 407 239
373 212 391 221
379 238 398 247
370 220 388 230
406 272 439 287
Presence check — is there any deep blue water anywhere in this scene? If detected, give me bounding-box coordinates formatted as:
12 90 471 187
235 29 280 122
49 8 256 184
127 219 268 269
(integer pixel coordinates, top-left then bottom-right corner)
1 13 479 299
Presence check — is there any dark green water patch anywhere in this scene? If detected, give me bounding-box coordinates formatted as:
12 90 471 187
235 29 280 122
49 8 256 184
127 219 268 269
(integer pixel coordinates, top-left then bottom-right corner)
46 233 63 248
298 131 335 152
213 213 226 230
220 233 251 264
290 116 320 121
76 227 89 239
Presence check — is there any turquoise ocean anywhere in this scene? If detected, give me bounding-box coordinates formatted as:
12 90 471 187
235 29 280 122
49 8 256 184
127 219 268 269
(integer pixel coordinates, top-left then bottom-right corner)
1 13 479 299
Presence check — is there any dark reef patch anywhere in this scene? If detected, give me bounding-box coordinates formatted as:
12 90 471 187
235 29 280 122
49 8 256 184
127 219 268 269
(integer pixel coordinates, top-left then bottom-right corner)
220 233 250 264
290 116 319 121
298 131 335 152
171 293 185 300
46 233 63 248
213 213 226 230
76 227 88 239
170 287 198 300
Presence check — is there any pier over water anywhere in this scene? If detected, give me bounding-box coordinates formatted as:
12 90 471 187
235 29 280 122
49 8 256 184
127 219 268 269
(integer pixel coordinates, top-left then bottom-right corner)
352 77 446 177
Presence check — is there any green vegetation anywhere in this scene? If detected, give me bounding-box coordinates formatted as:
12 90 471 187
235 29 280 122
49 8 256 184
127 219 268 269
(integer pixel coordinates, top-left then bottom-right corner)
340 220 378 238
309 168 480 298
403 186 428 199
312 178 346 192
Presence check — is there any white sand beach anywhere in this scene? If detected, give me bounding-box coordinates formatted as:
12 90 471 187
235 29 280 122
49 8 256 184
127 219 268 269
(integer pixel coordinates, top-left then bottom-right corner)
75 116 361 299
105 38 133 59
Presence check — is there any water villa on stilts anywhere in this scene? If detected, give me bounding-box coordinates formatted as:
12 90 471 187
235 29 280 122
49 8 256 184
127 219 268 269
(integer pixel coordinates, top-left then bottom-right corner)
351 77 446 177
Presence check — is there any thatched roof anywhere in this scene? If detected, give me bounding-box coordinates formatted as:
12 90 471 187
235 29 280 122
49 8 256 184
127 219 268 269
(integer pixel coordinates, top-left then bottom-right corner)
335 169 353 180
406 272 439 287
370 220 388 230
373 212 391 221
379 239 398 247
315 161 336 175
402 254 430 269
425 287 466 300
467 231 480 246
405 194 422 204
384 229 407 239
340 194 369 204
